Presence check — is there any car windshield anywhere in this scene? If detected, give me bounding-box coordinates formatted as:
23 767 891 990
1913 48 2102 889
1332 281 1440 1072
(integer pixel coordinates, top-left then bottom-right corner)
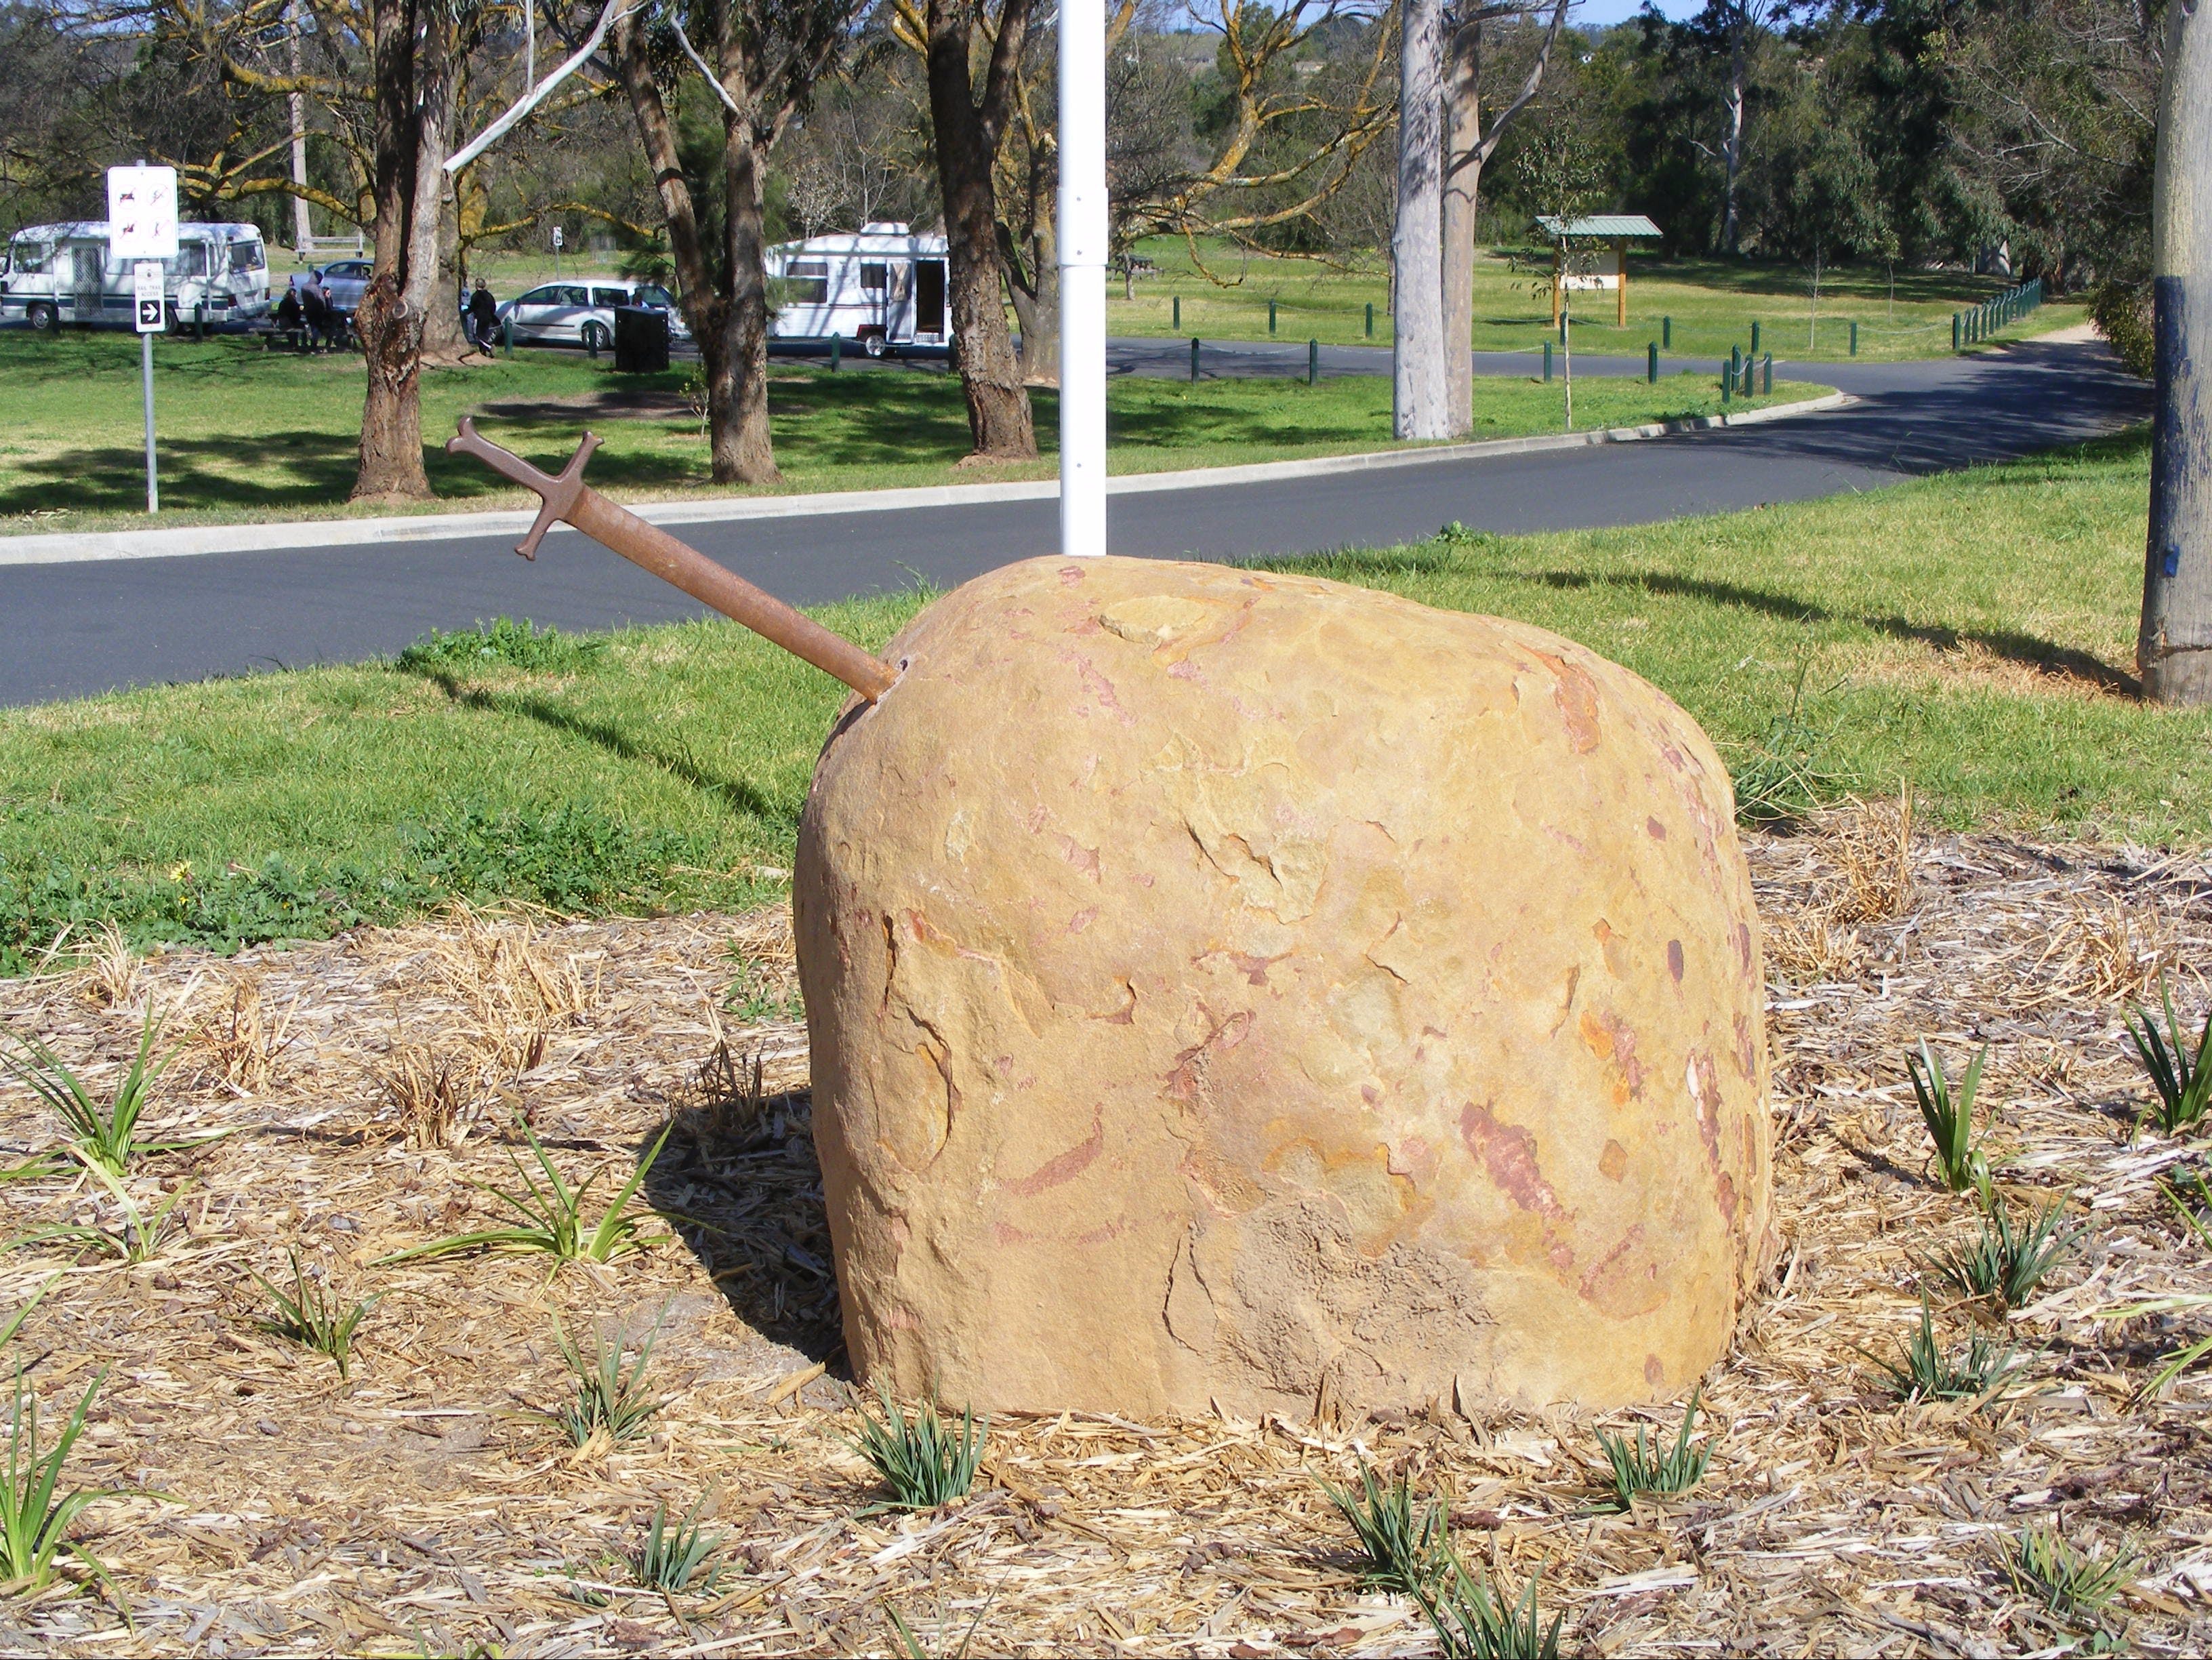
5 239 41 275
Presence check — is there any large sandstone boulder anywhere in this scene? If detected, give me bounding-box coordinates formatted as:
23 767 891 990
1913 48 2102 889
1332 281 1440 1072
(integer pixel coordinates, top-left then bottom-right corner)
794 555 1770 1419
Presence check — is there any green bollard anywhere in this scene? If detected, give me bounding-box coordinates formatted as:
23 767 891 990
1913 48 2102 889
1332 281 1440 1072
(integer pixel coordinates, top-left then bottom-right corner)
1647 341 1658 384
1268 298 1276 334
1190 336 1200 382
501 314 513 357
1761 352 1771 395
1365 302 1374 338
1721 361 1732 404
830 333 840 370
586 322 599 360
1729 344 1742 385
1307 338 1318 386
1750 319 1761 356
1952 312 1961 352
1542 341 1553 382
1662 315 1672 349
1849 319 1858 356
1172 294 1180 330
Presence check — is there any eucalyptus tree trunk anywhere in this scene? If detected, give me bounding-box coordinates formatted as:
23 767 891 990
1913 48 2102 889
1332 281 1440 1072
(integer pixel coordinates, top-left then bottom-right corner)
1441 33 1481 439
354 0 453 502
925 0 1038 458
2138 0 2212 704
1720 16 1746 256
1393 0 1448 441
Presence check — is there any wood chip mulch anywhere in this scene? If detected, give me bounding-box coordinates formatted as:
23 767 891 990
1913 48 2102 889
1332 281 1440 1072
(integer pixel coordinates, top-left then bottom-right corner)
0 807 2209 1657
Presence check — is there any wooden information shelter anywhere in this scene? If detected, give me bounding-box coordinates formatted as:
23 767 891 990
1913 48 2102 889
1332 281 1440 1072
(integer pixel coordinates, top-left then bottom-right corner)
1536 214 1663 328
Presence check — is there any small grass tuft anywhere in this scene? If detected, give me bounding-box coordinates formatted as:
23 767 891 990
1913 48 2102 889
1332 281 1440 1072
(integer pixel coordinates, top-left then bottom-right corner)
1728 665 1840 826
1414 1556 1564 1660
2127 977 2211 1137
1927 1192 2082 1313
2007 1523 2137 1625
633 1495 724 1593
0 1009 216 1176
1318 1460 1447 1596
1595 1385 1713 1510
849 1384 986 1511
1908 1039 1993 1202
253 1249 375 1379
550 1312 662 1447
2163 1166 2212 1248
0 1365 127 1611
396 616 605 676
5 1154 190 1264
373 1119 669 1268
1866 1292 2022 1403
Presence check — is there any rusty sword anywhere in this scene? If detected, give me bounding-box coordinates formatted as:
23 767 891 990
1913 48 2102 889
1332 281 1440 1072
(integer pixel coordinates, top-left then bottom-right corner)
444 418 899 704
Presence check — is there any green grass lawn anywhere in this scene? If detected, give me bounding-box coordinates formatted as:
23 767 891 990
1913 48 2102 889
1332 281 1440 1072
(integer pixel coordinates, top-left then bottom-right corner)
0 329 1819 533
1109 238 2081 362
0 427 2192 974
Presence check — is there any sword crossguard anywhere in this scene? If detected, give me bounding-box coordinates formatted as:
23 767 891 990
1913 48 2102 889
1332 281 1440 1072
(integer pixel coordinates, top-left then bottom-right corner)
445 417 602 560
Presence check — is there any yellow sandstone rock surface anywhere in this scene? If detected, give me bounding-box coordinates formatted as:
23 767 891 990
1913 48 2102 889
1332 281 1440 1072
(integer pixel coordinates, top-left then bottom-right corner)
794 555 1771 1417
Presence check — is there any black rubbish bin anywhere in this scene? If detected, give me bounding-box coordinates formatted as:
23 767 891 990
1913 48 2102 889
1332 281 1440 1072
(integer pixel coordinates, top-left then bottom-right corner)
613 305 670 373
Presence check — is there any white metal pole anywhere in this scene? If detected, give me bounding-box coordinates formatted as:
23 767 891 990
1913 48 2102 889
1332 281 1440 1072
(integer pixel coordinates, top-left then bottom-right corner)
1058 0 1108 557
142 331 159 514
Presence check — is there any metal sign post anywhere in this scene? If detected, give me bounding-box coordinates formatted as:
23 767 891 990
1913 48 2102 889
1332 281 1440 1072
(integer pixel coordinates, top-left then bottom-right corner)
134 265 165 512
109 163 179 517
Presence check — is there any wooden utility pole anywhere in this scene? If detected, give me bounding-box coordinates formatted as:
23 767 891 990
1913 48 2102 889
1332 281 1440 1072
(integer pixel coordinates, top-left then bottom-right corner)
2139 0 2212 704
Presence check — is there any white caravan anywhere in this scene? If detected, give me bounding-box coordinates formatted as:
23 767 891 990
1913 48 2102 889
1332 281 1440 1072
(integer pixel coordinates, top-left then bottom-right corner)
764 224 949 355
0 220 271 332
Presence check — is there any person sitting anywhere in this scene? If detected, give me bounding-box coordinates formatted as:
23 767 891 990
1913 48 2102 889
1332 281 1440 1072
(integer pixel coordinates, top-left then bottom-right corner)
274 281 302 342
300 277 332 351
468 279 499 351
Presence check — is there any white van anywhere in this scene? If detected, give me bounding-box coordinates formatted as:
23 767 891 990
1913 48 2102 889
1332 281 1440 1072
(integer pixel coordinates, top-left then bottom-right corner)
765 224 949 355
495 279 690 352
0 220 271 332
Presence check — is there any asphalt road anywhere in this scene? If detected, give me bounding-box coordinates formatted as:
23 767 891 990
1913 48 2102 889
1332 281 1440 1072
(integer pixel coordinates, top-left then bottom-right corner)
0 333 2148 706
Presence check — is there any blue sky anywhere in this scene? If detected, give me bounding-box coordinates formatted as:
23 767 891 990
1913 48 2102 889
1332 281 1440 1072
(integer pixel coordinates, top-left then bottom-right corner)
1573 0 1706 26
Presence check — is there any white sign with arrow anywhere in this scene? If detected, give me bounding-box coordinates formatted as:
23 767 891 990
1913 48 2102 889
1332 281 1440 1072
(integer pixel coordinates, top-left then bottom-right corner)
109 164 178 514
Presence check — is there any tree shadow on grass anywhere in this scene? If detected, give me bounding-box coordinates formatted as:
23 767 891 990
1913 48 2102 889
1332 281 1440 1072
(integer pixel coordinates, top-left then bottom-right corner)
1519 569 2140 697
409 670 782 823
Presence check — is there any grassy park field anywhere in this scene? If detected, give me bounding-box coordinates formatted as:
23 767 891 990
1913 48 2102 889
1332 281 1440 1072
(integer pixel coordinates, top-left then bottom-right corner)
1100 241 2083 361
0 329 1818 534
0 425 2194 970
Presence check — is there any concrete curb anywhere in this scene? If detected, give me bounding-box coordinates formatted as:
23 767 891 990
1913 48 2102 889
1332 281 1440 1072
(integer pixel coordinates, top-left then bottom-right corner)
0 388 1848 569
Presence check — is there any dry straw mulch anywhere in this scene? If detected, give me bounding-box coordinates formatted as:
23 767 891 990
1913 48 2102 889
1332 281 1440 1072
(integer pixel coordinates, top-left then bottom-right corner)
0 810 2209 1657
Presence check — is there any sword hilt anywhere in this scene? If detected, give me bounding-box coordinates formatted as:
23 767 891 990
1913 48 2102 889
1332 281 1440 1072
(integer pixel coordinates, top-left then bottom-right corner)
446 416 601 559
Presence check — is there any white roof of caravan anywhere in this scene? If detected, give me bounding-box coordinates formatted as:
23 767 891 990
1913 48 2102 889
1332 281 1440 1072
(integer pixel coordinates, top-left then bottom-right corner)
10 220 266 241
771 230 948 256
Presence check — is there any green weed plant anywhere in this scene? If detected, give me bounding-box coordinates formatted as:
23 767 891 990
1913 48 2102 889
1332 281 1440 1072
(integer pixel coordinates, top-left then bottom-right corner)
849 1385 986 1511
1908 1040 1993 1202
2127 978 2211 1137
1595 1386 1713 1510
254 1249 375 1379
634 1495 724 1593
1927 1193 2081 1313
1318 1461 1447 1596
2007 1524 2137 1625
1866 1293 2022 1403
550 1313 662 1446
374 1120 669 1269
